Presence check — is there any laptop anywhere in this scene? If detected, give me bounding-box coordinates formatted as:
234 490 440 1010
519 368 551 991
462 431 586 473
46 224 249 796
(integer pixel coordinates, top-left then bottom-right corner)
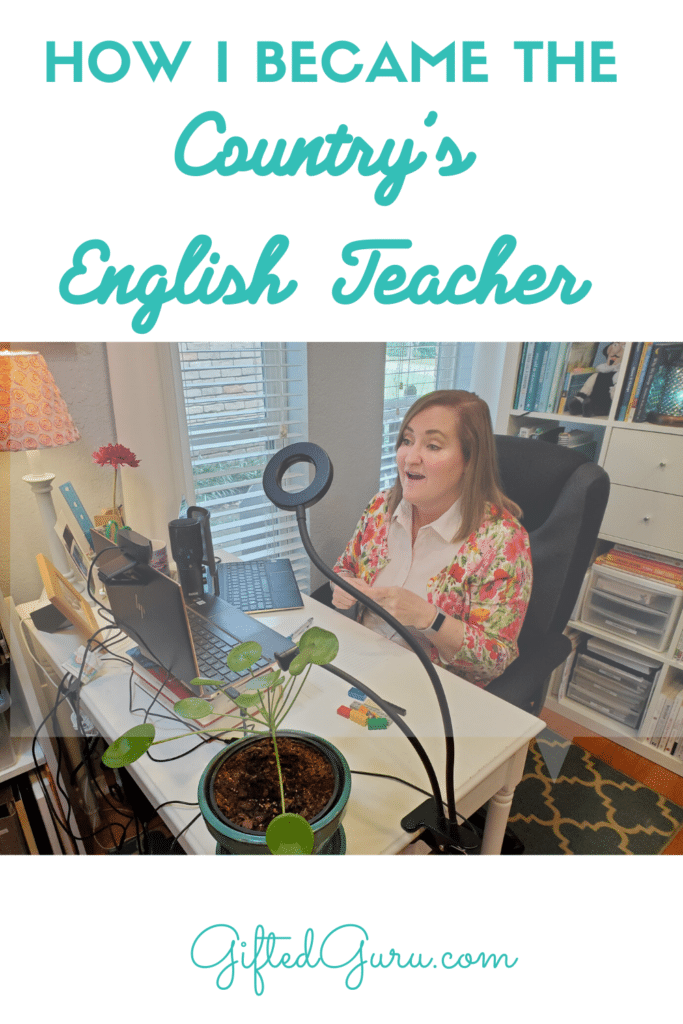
215 558 304 613
101 561 296 698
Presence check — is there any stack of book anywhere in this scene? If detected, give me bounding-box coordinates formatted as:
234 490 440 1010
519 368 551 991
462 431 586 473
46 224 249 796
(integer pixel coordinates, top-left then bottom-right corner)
594 546 683 591
127 646 243 729
616 342 683 422
513 343 600 415
640 676 683 760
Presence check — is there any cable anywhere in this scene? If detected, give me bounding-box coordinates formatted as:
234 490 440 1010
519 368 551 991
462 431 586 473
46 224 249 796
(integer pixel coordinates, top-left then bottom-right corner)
349 769 481 850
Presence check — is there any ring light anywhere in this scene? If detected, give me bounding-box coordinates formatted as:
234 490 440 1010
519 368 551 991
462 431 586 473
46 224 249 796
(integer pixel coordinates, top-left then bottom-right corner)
262 442 333 511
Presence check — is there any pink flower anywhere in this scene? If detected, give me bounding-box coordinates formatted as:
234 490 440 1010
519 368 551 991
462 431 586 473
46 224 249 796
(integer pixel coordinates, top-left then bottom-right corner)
93 443 140 469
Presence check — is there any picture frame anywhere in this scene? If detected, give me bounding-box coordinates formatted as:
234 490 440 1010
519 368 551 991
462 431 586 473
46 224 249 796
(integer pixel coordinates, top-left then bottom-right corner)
36 553 99 642
54 514 91 583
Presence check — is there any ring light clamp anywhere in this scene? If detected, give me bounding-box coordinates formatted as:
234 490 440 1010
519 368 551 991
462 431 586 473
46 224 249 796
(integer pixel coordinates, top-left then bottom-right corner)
262 442 333 511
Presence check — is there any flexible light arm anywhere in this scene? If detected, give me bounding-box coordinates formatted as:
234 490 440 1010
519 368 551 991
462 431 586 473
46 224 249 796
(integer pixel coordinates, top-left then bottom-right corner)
263 442 458 829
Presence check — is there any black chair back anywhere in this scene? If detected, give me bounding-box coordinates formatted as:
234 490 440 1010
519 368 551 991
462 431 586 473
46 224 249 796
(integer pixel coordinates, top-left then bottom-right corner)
494 435 610 645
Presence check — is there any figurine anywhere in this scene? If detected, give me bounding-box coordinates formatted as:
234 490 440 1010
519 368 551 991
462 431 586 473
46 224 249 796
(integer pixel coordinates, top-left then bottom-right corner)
568 342 625 417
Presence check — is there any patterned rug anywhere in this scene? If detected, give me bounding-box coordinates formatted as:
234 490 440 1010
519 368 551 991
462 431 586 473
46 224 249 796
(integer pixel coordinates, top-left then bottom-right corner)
508 729 683 855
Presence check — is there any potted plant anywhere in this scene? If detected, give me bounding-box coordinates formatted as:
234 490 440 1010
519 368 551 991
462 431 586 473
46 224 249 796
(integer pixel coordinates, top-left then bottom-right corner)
101 627 351 855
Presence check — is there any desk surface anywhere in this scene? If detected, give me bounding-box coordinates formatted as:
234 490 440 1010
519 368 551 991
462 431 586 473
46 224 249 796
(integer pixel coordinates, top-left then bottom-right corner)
20 594 543 855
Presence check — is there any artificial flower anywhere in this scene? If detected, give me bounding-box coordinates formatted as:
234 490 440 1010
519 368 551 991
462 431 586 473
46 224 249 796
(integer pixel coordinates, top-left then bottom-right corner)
92 443 140 469
92 443 140 521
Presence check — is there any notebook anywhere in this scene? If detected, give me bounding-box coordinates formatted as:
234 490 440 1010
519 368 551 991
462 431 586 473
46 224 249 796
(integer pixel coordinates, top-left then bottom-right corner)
216 558 304 613
101 562 296 698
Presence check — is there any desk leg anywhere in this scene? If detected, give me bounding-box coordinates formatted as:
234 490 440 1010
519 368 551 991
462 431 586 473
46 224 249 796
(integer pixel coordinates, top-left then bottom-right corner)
480 745 528 856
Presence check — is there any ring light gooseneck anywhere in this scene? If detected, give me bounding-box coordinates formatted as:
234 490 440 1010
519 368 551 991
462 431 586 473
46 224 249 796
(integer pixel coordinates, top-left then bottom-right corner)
263 442 469 852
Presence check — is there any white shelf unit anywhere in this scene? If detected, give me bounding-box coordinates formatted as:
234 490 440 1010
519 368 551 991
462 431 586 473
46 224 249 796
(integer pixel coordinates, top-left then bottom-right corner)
495 342 683 778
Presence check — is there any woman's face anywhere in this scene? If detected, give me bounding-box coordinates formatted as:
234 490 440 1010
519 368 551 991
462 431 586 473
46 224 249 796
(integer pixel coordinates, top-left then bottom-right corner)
396 404 468 516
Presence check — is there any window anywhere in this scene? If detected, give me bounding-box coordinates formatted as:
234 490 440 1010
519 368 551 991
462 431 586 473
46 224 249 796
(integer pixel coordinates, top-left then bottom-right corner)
177 343 310 591
379 343 476 490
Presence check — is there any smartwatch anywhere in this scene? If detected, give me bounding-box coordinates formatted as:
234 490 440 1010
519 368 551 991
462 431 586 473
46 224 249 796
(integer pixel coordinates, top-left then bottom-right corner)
419 609 446 636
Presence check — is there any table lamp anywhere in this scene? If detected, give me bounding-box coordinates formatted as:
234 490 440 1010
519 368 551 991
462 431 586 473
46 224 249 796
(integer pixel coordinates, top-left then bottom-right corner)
263 441 473 853
0 349 82 587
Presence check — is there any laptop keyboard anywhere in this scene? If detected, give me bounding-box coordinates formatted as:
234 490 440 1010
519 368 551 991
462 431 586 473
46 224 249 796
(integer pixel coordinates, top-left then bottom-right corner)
218 560 274 612
187 608 272 682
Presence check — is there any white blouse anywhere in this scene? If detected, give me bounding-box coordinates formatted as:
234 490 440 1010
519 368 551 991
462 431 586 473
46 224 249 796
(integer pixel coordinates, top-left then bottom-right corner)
361 496 463 647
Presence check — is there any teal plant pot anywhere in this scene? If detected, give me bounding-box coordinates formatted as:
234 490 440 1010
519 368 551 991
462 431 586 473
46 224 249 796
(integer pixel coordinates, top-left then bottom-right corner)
198 730 351 855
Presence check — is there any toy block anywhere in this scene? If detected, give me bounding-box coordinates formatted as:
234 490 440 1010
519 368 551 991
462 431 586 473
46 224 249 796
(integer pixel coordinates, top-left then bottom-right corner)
348 687 367 701
349 709 368 727
337 705 351 719
367 717 388 731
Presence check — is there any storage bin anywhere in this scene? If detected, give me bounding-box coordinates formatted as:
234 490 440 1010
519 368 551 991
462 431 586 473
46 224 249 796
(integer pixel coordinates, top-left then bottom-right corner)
580 564 683 652
0 687 17 772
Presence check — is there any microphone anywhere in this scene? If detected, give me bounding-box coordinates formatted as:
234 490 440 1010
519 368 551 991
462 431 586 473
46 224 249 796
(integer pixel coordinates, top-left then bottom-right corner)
168 517 205 600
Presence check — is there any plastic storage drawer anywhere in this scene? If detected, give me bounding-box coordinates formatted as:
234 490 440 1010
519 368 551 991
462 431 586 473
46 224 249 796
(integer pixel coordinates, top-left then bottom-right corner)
580 564 683 652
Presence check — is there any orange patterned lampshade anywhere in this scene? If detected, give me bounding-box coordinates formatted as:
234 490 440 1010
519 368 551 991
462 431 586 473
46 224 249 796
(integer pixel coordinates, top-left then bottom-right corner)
0 350 80 452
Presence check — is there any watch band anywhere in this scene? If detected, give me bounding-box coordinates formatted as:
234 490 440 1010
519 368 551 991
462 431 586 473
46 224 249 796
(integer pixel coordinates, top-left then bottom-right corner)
419 609 446 635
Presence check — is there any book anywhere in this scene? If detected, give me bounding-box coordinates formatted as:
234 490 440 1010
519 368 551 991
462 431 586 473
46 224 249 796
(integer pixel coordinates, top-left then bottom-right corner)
515 343 535 410
661 684 683 755
524 342 549 411
636 342 683 421
513 343 528 409
616 343 643 420
547 342 570 413
633 343 663 422
535 343 561 412
126 646 242 729
626 342 652 422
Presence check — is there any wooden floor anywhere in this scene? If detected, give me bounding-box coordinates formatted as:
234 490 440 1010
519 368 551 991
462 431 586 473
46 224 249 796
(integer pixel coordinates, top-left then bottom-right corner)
540 707 683 855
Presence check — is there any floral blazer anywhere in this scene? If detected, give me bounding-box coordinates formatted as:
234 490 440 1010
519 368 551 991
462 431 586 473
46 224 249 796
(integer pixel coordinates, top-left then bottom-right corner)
333 492 533 686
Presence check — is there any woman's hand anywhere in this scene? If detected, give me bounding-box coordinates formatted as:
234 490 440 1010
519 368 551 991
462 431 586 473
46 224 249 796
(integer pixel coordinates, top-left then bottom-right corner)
332 574 375 610
368 586 435 630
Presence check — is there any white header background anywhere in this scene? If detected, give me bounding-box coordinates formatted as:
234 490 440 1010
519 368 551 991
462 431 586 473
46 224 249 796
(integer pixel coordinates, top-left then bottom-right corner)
3 0 681 342
3 1 681 1016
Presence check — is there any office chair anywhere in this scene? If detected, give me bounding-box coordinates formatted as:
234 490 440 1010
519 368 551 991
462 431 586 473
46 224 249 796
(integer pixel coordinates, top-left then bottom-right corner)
313 435 610 715
486 434 610 713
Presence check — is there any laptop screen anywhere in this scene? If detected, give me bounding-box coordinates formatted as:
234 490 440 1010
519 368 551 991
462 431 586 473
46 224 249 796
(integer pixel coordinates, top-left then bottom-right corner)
103 563 198 685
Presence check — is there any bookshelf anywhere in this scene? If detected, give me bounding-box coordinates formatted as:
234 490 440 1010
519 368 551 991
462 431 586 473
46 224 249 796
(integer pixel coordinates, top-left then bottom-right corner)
496 342 683 778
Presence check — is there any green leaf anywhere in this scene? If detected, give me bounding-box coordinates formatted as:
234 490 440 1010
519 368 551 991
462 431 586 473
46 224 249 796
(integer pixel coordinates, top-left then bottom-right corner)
102 724 156 768
190 677 222 689
266 813 315 855
297 627 339 666
287 653 308 676
245 671 282 691
226 641 262 673
234 693 261 708
174 697 214 719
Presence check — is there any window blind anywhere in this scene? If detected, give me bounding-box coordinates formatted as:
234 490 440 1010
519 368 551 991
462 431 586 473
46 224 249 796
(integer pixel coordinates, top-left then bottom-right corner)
379 343 476 491
177 343 310 591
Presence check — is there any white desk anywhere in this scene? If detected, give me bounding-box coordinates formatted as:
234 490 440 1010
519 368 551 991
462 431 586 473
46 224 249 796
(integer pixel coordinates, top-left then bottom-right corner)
18 594 544 855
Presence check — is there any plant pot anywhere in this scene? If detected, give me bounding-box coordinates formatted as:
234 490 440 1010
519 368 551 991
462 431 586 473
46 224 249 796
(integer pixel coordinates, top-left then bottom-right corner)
198 731 351 856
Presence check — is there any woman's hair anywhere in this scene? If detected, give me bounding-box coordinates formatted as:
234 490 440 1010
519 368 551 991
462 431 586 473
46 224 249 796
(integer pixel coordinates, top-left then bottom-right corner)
387 390 522 542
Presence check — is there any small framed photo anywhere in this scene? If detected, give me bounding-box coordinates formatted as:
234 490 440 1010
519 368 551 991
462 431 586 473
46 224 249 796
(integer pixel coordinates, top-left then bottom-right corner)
36 553 99 642
55 514 91 583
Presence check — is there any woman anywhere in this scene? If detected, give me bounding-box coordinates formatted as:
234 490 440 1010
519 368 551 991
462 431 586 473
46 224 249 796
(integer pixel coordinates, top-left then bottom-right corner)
332 390 532 686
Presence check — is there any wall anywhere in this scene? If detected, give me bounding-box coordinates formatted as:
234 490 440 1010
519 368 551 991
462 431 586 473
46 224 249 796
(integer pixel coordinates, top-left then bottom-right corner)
2 343 117 606
306 343 386 593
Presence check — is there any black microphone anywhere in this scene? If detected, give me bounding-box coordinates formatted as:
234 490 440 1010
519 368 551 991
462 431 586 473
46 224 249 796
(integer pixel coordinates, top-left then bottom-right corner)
168 517 204 600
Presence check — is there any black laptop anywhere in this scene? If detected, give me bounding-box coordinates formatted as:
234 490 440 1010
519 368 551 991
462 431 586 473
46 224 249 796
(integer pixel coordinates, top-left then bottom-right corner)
101 562 296 697
215 558 303 613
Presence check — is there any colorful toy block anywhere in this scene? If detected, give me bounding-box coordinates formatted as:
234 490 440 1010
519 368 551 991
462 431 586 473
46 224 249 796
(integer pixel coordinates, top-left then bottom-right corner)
348 687 367 701
337 705 351 719
367 717 388 730
349 709 368 727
